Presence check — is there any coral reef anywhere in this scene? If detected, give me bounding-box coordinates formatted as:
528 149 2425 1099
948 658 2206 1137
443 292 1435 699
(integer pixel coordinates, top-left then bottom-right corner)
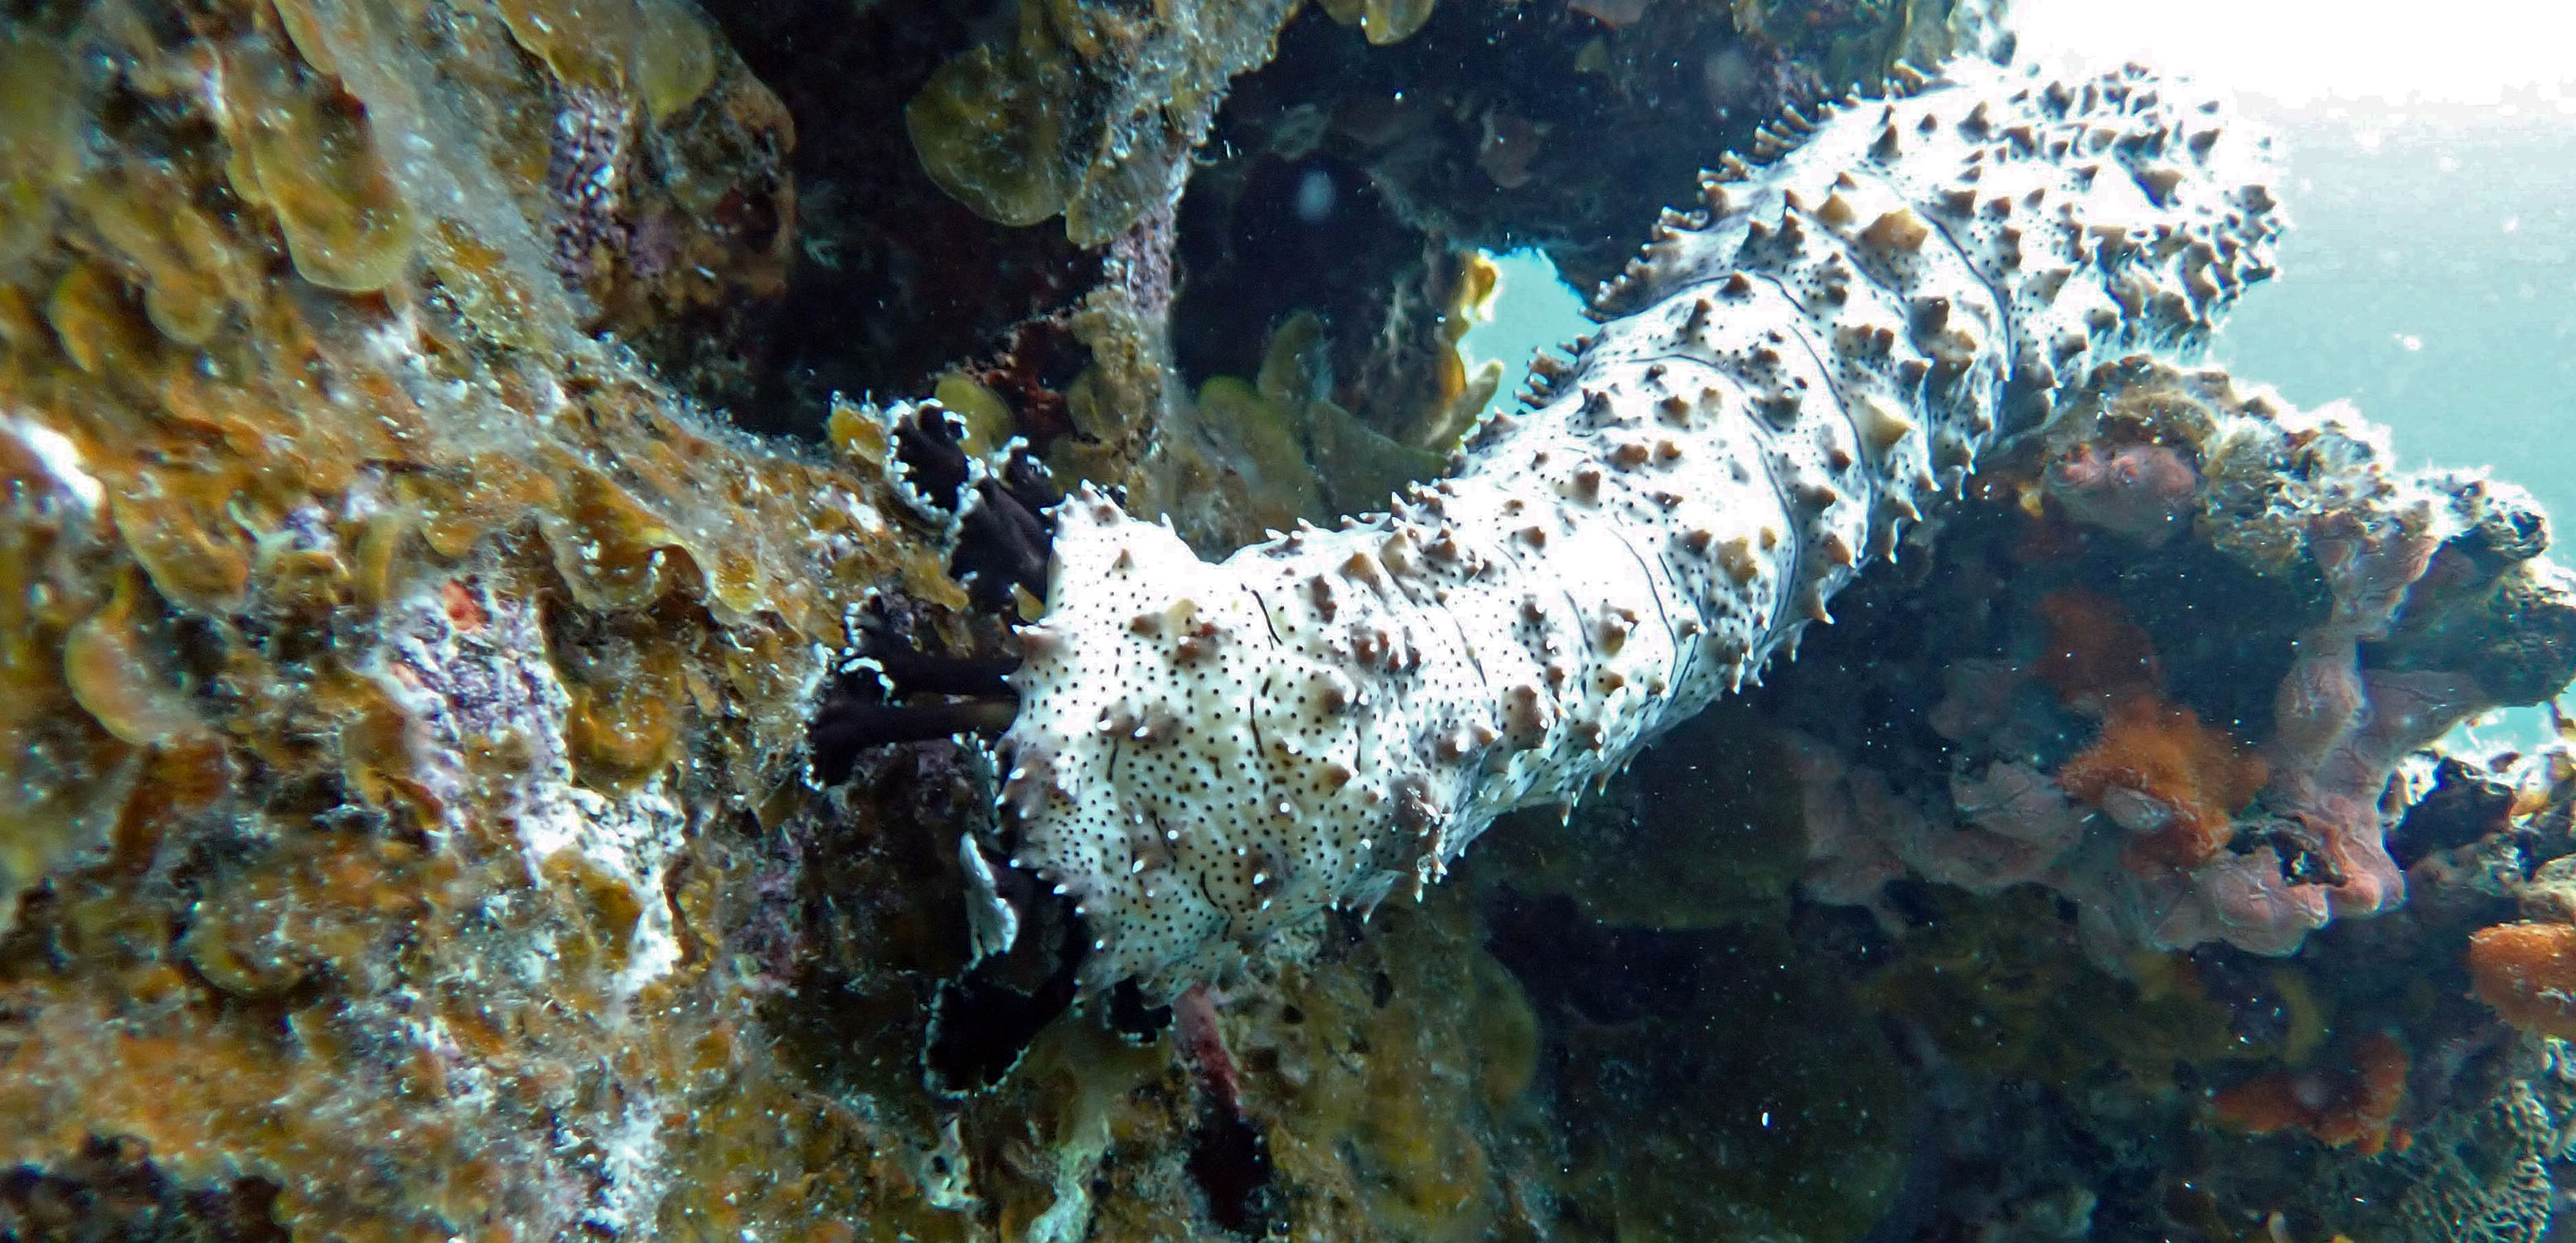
1784 359 2576 959
1 5 2062 1238
1750 703 2576 1243
9 0 2576 1239
0 8 2141 1241
0 2 1028 1240
1000 58 2283 995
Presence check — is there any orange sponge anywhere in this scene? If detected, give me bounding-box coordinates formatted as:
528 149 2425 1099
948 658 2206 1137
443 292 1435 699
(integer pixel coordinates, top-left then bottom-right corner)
2059 694 2269 869
2211 1032 2410 1156
2467 921 2576 1038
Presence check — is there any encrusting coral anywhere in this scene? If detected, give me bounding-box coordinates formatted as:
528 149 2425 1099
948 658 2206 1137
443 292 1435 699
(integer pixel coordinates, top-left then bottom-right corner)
0 2 1046 1240
996 58 2285 995
0 0 812 940
2211 1030 2414 1155
905 0 1300 244
2058 689 2271 869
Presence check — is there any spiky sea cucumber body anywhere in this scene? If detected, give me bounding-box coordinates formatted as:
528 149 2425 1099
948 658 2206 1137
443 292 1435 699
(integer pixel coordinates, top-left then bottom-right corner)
998 59 2284 996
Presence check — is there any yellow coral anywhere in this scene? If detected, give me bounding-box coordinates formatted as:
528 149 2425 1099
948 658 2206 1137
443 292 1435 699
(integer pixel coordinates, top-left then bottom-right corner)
487 0 718 120
0 31 82 268
220 43 420 293
906 0 1300 243
1232 889 1537 1241
1319 0 1441 44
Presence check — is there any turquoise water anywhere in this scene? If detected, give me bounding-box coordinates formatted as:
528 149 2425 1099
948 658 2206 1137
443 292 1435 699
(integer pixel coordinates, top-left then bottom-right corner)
1457 248 1590 413
2220 98 2576 527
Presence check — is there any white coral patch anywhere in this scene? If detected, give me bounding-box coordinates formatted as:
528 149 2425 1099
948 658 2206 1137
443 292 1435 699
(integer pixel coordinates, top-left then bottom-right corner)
5 414 103 509
375 575 690 997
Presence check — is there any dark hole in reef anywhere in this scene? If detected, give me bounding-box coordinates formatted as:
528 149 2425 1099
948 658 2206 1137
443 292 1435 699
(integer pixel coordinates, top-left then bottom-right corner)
1107 979 1175 1041
1185 1106 1277 1237
1480 888 1715 1026
695 0 1089 439
2104 539 2317 740
923 944 1082 1095
1169 148 1416 395
1166 4 1440 403
0 1135 291 1243
1880 877 1944 929
2388 755 2519 868
2185 946 2299 1051
1789 899 1901 974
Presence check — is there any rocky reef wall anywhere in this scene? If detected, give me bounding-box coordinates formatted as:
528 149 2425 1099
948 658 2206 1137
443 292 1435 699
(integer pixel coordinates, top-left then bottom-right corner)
0 1 1008 1237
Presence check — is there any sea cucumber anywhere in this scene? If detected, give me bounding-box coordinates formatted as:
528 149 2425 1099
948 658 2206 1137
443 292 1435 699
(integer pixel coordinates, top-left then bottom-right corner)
996 57 2284 995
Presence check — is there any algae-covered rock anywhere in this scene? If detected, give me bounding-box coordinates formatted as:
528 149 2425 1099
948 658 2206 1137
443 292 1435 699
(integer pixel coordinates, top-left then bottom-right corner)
906 0 1300 244
0 2 983 1239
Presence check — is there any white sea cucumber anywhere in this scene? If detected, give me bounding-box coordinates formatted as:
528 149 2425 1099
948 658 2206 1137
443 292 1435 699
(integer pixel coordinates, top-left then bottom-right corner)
995 58 2285 995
